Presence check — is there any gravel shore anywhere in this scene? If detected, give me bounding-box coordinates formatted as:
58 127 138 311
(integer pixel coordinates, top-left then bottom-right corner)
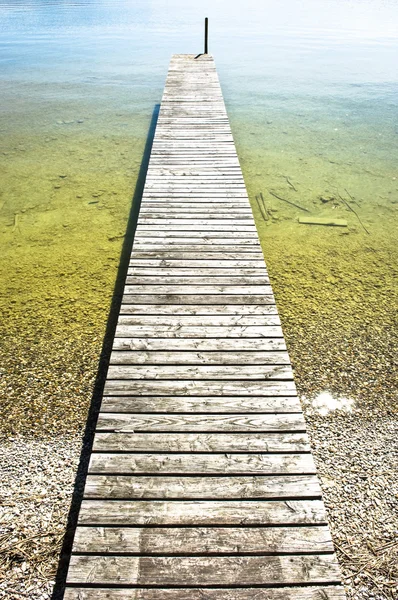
0 436 81 600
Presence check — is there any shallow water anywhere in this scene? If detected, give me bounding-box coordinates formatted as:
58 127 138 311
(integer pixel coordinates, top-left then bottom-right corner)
1 0 397 432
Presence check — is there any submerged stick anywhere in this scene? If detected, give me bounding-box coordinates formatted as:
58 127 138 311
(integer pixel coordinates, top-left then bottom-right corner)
267 190 310 213
284 176 297 192
259 192 270 219
12 213 20 233
255 194 268 221
344 188 359 206
338 191 370 235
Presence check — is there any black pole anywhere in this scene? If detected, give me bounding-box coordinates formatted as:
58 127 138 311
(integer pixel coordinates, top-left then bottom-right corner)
204 17 208 54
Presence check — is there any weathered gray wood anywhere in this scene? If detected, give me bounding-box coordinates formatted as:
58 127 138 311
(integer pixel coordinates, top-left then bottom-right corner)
140 213 253 219
96 413 305 432
119 304 280 315
103 381 297 396
128 261 267 269
132 245 262 253
64 53 343 596
133 231 260 239
72 525 332 553
88 453 315 475
131 243 263 252
64 586 347 600
109 350 289 365
92 432 311 453
67 554 342 585
122 294 276 305
100 395 300 413
112 338 284 352
106 365 293 381
114 325 282 338
129 252 265 260
84 475 320 499
126 275 270 285
117 314 280 327
128 268 268 277
123 286 273 296
78 499 327 525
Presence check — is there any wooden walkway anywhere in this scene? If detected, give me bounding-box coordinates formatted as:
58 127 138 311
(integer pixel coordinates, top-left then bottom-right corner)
64 54 346 599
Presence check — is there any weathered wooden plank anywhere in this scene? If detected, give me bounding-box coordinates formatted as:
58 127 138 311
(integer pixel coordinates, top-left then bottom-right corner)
128 261 267 269
134 235 260 243
117 315 279 326
136 225 257 233
131 245 264 252
133 231 260 239
132 245 263 253
109 350 289 365
122 286 273 296
64 586 347 600
67 554 341 585
139 215 254 221
88 453 316 475
146 175 244 179
103 381 296 397
140 211 252 217
141 193 247 198
84 474 320 500
127 268 268 277
126 275 270 285
78 499 327 525
122 294 275 305
96 413 305 432
140 207 251 213
72 525 332 553
100 395 300 413
92 432 311 453
130 253 265 261
119 304 280 316
134 239 259 248
106 365 293 381
114 325 282 338
112 339 285 353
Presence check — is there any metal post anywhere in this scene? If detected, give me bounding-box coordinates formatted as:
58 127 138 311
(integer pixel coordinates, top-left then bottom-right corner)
204 18 208 54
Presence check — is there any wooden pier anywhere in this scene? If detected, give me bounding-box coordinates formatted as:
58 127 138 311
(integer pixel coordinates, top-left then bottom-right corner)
64 54 346 599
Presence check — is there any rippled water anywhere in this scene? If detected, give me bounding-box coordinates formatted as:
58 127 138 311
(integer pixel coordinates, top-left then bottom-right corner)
0 0 397 414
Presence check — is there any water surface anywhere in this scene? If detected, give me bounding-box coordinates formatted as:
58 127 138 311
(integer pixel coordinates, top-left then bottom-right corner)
1 0 397 433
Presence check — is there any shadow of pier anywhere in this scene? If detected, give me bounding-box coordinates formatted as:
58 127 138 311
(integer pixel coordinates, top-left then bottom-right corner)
51 102 160 600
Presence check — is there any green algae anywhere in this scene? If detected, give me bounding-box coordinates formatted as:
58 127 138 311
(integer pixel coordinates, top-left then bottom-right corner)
0 86 153 436
231 111 398 414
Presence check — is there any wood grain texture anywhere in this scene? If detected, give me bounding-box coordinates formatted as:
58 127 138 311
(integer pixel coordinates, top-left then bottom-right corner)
64 587 347 600
72 525 333 554
78 499 327 526
100 395 301 413
112 338 285 351
121 295 275 305
102 381 297 396
67 555 341 585
88 453 316 475
116 315 279 326
92 432 311 453
106 365 293 380
83 475 321 499
96 413 306 432
109 350 290 365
